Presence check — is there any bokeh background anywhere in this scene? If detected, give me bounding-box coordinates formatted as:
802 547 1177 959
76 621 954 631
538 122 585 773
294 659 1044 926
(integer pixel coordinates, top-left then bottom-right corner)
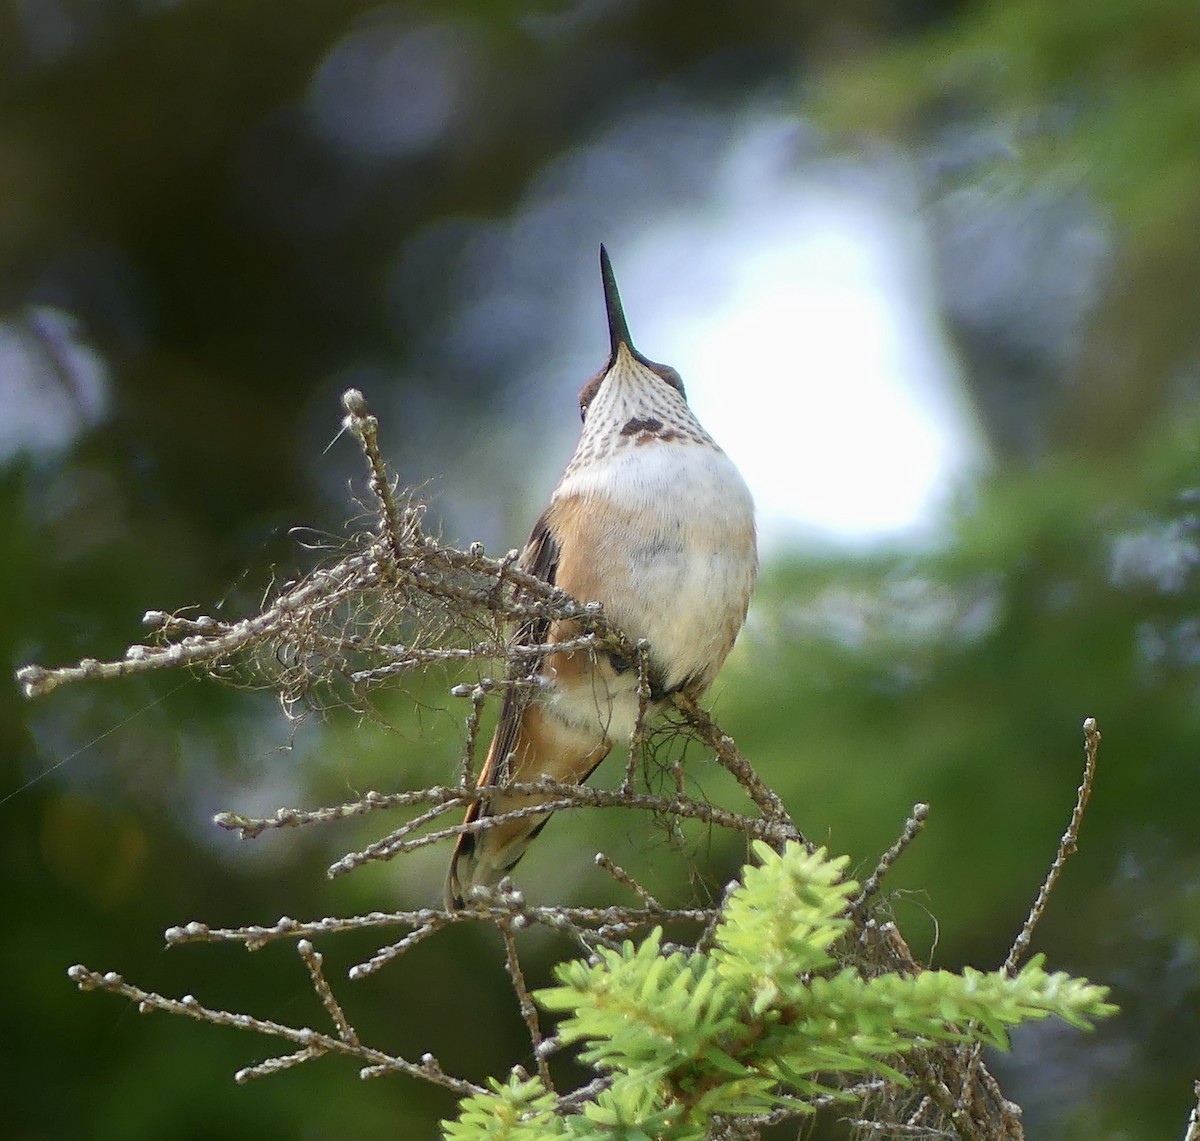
4 1 1199 1137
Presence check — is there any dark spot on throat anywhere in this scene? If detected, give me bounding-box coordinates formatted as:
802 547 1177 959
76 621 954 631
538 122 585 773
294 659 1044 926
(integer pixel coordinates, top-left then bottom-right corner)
621 415 663 436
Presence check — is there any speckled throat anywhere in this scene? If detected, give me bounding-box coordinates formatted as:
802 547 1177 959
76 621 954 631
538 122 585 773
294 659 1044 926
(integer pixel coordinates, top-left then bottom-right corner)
563 345 719 477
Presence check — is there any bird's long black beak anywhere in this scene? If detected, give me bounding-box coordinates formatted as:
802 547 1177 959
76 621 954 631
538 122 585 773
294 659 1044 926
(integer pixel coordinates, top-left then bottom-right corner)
600 244 634 363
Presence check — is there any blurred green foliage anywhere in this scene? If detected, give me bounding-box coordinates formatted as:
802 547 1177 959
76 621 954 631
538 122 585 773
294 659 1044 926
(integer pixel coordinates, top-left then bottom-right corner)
826 0 1200 214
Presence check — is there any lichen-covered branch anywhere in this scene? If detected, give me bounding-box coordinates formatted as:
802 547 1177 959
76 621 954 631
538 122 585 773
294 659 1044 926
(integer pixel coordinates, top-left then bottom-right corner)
21 390 1114 1139
66 956 485 1095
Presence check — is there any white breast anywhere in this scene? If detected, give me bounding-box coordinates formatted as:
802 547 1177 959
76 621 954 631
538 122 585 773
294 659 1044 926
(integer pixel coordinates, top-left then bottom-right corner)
554 440 757 694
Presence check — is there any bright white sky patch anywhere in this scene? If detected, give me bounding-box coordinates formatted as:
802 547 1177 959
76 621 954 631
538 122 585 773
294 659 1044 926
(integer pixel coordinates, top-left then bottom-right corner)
621 165 985 549
444 112 988 553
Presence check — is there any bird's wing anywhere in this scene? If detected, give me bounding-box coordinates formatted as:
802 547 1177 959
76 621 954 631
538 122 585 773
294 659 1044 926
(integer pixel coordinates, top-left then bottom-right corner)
474 508 560 790
445 501 610 907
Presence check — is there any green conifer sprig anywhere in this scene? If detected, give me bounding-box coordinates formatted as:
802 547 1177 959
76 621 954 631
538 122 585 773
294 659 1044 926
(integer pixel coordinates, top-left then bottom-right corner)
442 1073 562 1141
442 841 1115 1140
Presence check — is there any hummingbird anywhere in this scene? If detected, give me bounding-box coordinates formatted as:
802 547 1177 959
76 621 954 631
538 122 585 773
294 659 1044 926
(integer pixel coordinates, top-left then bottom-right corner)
445 245 757 909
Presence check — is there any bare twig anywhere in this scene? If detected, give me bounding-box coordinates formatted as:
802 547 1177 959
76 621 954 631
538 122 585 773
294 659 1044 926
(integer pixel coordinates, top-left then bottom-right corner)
847 1121 955 1137
16 553 380 699
341 388 412 567
214 786 444 839
850 716 1105 1141
851 802 931 916
1183 1080 1200 1141
297 939 359 1045
323 778 792 879
66 963 483 1095
670 692 802 848
461 684 488 787
348 922 441 980
594 852 660 908
621 639 654 796
1003 717 1101 976
163 902 718 955
498 912 555 1092
22 389 1075 1140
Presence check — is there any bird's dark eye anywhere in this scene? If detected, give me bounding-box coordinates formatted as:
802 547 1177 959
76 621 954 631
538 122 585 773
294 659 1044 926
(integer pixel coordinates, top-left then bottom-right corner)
578 373 603 421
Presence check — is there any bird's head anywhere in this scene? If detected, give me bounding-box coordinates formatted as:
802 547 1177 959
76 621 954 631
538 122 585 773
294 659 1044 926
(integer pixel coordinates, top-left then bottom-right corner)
577 245 688 423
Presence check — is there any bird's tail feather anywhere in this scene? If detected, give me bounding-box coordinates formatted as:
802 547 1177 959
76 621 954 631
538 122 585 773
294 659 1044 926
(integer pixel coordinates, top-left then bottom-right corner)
445 731 610 908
